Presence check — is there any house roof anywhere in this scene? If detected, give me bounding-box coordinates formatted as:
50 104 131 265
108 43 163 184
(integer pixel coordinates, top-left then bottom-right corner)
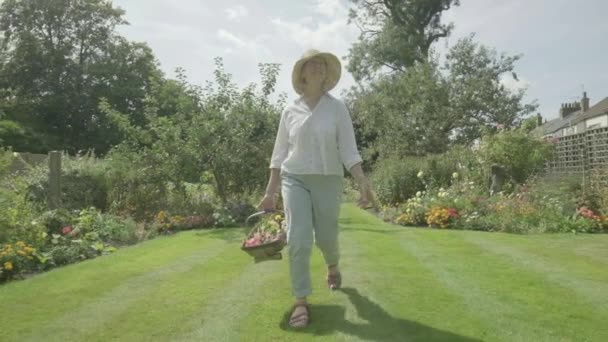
533 113 580 136
572 96 608 125
534 117 570 135
533 96 608 135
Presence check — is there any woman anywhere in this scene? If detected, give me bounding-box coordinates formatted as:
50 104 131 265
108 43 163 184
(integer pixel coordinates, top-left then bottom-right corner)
258 49 375 328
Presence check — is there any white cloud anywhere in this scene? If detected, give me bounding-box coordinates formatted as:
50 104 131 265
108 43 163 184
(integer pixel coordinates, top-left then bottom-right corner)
216 29 272 60
226 5 249 21
314 0 344 18
271 16 357 53
217 29 246 48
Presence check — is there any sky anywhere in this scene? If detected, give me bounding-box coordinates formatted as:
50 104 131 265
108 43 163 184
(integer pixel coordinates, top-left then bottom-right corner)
113 0 608 121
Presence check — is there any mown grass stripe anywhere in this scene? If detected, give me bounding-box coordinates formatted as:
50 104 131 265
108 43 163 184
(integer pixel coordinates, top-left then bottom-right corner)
22 237 230 342
472 232 608 273
403 228 608 342
1 230 237 340
177 258 285 341
80 233 276 341
338 207 486 342
463 233 608 313
1 206 607 342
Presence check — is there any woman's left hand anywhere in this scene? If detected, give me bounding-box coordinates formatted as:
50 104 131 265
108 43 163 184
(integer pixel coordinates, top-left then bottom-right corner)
357 178 376 209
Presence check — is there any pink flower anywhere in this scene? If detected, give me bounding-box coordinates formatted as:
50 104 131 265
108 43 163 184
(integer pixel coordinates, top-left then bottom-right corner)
578 207 599 220
245 238 260 247
447 208 459 218
62 226 73 235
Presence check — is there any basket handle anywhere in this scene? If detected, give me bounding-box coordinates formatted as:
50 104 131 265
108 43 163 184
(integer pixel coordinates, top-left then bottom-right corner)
245 209 284 226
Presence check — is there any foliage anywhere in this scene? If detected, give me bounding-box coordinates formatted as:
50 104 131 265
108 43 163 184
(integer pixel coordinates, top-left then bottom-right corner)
425 206 458 228
478 128 554 185
0 120 47 152
347 38 537 161
153 210 215 235
347 0 460 81
376 164 607 234
445 36 538 143
371 156 425 206
0 172 46 246
72 207 139 245
0 241 42 281
394 192 428 226
348 62 451 158
105 59 285 208
371 150 467 206
0 0 161 154
24 152 110 212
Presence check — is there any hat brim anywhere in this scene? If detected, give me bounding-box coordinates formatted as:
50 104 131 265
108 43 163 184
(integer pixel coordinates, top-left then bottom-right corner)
292 51 341 95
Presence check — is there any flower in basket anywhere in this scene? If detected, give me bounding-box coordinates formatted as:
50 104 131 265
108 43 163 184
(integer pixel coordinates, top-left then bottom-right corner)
244 214 286 248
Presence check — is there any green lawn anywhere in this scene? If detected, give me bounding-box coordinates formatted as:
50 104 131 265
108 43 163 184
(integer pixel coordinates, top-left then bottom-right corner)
1 204 607 342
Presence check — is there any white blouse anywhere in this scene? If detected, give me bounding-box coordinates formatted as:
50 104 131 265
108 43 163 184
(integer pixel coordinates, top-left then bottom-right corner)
269 93 363 176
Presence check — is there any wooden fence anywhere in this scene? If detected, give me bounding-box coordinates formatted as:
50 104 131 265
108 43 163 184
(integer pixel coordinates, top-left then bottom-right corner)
545 126 608 186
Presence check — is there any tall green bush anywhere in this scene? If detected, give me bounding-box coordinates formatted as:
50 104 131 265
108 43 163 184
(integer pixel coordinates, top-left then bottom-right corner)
478 129 554 185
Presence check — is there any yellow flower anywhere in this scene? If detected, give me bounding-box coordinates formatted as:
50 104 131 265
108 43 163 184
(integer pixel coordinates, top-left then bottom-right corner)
17 250 27 256
16 241 26 248
24 247 35 254
26 256 34 260
3 261 13 271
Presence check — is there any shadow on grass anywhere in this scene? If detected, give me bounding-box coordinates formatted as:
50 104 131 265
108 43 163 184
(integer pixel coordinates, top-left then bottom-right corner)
280 287 481 342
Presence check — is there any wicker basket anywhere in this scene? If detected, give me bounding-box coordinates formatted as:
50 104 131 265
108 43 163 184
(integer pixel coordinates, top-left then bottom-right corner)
241 210 287 263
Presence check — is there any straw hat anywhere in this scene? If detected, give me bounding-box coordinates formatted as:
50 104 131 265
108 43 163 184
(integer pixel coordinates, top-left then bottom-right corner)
291 49 342 95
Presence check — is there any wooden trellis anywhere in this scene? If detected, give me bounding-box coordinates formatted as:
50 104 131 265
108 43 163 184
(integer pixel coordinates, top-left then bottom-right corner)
546 127 608 186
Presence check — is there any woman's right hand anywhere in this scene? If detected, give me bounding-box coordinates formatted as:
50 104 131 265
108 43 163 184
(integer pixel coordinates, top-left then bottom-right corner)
257 194 276 212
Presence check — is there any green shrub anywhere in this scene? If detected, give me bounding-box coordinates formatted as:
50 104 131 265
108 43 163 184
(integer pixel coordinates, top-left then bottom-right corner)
95 215 139 245
47 243 96 266
22 153 110 212
0 178 46 246
371 156 425 206
71 207 139 245
371 152 465 206
478 129 554 186
0 241 44 282
37 209 76 235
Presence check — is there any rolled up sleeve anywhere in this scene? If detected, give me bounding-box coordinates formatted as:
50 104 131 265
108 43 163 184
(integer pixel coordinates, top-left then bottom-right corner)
337 102 363 170
270 109 289 169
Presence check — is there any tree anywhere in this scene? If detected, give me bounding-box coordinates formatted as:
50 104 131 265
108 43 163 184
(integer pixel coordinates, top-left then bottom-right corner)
445 36 537 144
0 0 161 154
347 0 459 82
105 58 286 205
347 37 537 161
346 61 451 158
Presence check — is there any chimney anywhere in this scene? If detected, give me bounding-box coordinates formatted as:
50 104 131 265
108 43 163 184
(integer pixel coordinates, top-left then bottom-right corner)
559 101 582 118
581 92 590 112
536 113 542 127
